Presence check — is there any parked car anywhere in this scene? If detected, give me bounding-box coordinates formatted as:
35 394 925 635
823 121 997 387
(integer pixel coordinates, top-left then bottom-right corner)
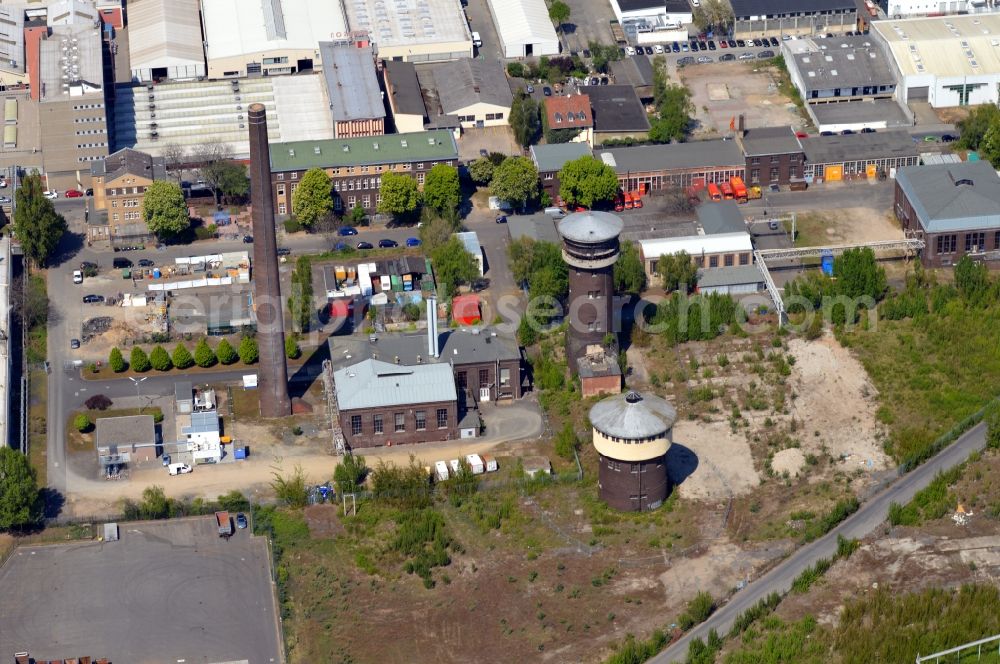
356 241 374 250
137 258 154 267
625 46 636 56
43 190 58 199
698 41 707 51
841 129 856 135
168 463 192 476
654 44 664 54
861 128 876 133
543 86 552 96
590 77 599 85
677 56 695 66
495 214 507 224
0 196 13 204
758 50 774 58
728 39 736 47
739 52 755 60
406 237 421 247
923 135 940 142
236 513 248 529
707 40 716 50
73 270 83 284
644 46 654 55
681 42 689 52
941 134 957 142
276 247 291 255
378 238 398 248
769 36 779 47
242 235 253 243
64 189 83 198
719 53 736 61
333 241 349 251
112 257 132 268
671 42 680 52
821 130 835 136
526 84 534 94
720 40 727 48
80 261 97 271
769 183 780 193
736 39 746 47
697 55 713 63
768 220 780 230
85 188 93 196
82 294 104 303
337 226 358 236
600 77 609 85
70 338 81 349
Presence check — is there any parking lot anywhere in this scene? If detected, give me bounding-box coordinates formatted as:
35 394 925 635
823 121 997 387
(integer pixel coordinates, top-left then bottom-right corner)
0 518 282 663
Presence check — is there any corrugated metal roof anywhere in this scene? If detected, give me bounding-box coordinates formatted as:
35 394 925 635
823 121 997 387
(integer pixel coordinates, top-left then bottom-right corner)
319 42 385 124
530 142 592 173
455 231 482 258
127 0 204 69
486 0 559 53
895 161 1000 234
182 410 220 435
638 232 752 259
589 391 676 439
696 265 766 288
334 359 457 410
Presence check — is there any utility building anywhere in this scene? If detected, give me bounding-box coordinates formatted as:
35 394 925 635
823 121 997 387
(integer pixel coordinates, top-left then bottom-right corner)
486 0 560 58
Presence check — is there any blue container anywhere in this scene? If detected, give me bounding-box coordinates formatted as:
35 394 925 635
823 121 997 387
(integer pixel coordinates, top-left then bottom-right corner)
234 446 247 460
820 251 834 277
153 268 161 278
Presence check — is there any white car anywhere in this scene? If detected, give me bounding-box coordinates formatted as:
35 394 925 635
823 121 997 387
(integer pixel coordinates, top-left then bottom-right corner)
625 46 636 56
739 52 755 60
72 270 83 284
43 190 58 199
654 44 665 54
168 462 192 475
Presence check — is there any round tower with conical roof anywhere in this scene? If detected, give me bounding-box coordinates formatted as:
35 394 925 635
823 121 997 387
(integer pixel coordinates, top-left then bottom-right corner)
589 390 676 512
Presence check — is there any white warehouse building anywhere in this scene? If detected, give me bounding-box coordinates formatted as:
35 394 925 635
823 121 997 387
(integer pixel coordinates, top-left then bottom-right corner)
872 14 1000 108
487 0 560 58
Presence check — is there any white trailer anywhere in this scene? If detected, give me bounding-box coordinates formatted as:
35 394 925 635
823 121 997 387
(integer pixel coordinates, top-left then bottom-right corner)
465 454 485 474
434 460 450 482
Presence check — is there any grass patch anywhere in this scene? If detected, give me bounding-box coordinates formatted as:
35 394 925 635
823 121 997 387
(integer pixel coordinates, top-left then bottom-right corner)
230 387 261 421
28 370 47 487
889 465 964 527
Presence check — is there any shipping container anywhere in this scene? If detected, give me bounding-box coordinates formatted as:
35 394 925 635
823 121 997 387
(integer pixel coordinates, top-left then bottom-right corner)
482 454 499 472
434 460 449 481
465 454 485 474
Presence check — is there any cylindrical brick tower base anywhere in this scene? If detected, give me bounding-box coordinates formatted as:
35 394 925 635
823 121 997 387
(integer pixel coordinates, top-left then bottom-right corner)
597 453 669 512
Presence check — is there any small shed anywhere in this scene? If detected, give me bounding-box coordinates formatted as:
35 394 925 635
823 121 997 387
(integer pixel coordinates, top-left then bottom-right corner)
452 294 481 326
454 231 484 276
175 381 193 414
695 265 766 296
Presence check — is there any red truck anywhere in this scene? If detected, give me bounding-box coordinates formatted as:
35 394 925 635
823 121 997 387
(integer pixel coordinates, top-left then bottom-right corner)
630 191 644 208
216 511 233 538
720 181 734 200
730 176 748 203
707 182 722 202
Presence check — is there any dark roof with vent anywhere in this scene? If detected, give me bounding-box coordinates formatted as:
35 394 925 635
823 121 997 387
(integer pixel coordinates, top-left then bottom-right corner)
589 391 677 439
433 58 513 113
90 147 166 180
896 161 1000 233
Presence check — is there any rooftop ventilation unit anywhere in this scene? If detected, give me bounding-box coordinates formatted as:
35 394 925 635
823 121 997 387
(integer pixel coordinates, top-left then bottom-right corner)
289 148 295 156
314 146 321 154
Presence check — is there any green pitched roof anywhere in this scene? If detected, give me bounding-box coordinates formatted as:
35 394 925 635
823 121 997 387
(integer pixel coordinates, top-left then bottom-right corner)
268 130 458 172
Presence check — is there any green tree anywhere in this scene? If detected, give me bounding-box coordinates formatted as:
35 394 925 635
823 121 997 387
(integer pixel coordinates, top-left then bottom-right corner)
469 157 497 185
430 236 479 296
588 42 621 74
507 237 568 301
0 448 42 531
238 336 259 364
142 180 190 238
954 255 990 304
658 251 699 293
377 171 420 219
981 119 1000 168
334 453 368 494
348 203 367 226
109 347 126 373
194 338 217 368
130 347 151 373
202 159 249 203
149 345 172 371
554 422 580 460
558 156 619 208
833 247 887 300
649 83 693 144
419 216 459 251
692 0 734 32
216 338 237 365
517 316 538 346
172 343 194 369
12 172 67 267
285 335 301 359
549 0 570 32
422 164 461 219
138 485 171 519
490 156 539 209
614 240 647 295
73 413 92 432
957 104 1000 151
509 91 542 147
291 167 333 226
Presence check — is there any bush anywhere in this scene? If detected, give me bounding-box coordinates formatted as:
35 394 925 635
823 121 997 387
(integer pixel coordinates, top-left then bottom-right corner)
729 592 781 636
801 496 859 542
149 345 172 371
194 337 217 368
271 465 309 508
84 394 113 410
109 347 126 373
238 336 259 364
791 556 833 594
554 422 579 460
507 62 525 78
172 343 194 369
285 335 301 359
678 591 715 631
370 455 432 509
216 338 238 365
73 413 92 432
194 225 216 241
129 347 151 373
334 454 367 494
283 218 303 233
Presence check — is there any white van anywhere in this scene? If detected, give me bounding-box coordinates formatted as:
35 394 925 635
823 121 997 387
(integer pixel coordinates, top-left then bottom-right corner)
472 31 482 48
168 462 192 475
544 206 565 218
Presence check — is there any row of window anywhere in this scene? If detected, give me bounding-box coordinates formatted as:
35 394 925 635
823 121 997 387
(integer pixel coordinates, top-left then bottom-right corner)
275 160 455 183
749 167 792 183
110 199 140 208
606 459 663 472
73 103 104 110
77 155 102 162
73 116 104 123
455 368 511 389
108 187 147 196
111 211 141 222
598 430 665 445
77 142 108 149
650 253 751 273
935 231 999 255
75 129 106 136
349 408 449 436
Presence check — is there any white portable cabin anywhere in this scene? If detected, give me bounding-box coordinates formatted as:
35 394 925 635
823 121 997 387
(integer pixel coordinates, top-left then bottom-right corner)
465 454 485 475
449 458 461 476
434 460 449 482
482 454 499 473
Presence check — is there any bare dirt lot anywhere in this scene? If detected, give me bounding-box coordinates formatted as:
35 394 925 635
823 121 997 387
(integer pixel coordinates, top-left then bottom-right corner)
792 206 904 247
678 62 806 137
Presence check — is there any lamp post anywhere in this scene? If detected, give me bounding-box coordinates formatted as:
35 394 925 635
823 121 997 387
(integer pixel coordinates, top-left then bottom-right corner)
128 376 148 413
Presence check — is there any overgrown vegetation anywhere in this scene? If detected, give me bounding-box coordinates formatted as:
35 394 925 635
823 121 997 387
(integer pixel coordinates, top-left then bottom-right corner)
889 465 964 527
288 255 314 333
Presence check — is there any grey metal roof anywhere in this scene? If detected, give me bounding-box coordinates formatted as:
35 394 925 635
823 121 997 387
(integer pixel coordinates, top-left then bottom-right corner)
96 415 156 448
790 36 894 93
331 328 521 368
809 99 910 127
182 410 220 435
589 391 677 439
90 148 166 181
507 214 561 244
558 211 624 243
597 139 744 174
530 142 592 173
697 202 745 235
800 130 918 165
588 85 650 133
433 59 513 114
319 42 385 123
696 265 766 288
730 0 855 18
334 359 457 410
740 126 802 156
610 56 655 93
384 60 427 118
895 161 1000 234
174 381 192 402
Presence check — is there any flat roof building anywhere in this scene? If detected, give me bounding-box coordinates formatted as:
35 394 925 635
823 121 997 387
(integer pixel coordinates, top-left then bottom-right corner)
588 85 650 143
730 0 857 38
319 42 385 138
894 161 1000 267
801 129 919 181
871 14 1000 107
784 35 897 105
200 0 349 78
638 202 753 280
128 0 206 82
96 414 157 466
344 0 471 63
487 0 560 58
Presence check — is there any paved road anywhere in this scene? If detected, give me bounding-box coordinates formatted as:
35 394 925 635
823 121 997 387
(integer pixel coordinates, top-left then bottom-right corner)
651 421 989 663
